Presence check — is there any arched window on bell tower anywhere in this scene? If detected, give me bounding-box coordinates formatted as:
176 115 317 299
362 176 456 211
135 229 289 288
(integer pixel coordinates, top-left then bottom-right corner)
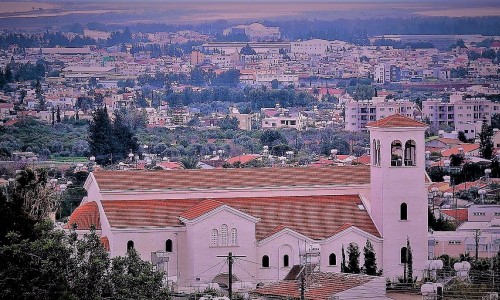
376 140 381 166
391 140 403 166
404 140 416 166
372 139 377 166
400 203 408 220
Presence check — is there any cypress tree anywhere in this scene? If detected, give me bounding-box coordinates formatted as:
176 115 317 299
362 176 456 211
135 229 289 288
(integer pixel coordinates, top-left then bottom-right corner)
35 79 45 111
56 106 61 123
479 118 493 159
363 240 378 275
347 242 361 274
341 244 347 273
406 238 413 283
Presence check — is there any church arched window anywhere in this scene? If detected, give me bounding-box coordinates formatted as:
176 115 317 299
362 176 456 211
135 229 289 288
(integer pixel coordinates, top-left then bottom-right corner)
165 239 173 252
404 140 416 166
221 224 228 246
262 255 270 268
127 240 134 252
400 203 408 220
211 229 218 246
231 228 237 246
376 140 381 166
329 253 337 266
391 140 403 166
283 254 289 267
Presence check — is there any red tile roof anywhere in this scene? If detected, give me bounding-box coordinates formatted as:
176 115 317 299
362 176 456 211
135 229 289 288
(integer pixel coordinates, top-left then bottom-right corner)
99 195 380 240
66 201 101 230
441 144 479 157
254 272 373 300
366 114 427 128
441 209 468 222
226 154 261 165
92 166 371 191
179 199 224 220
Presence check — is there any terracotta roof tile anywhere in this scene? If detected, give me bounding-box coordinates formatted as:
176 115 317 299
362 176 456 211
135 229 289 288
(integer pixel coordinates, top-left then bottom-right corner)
179 199 224 220
65 201 101 230
441 144 480 157
226 154 261 165
254 272 373 300
92 166 371 191
99 195 380 239
366 113 427 128
441 209 468 222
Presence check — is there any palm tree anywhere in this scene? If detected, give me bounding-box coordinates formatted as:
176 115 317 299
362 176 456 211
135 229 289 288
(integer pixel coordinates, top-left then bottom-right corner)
180 157 200 169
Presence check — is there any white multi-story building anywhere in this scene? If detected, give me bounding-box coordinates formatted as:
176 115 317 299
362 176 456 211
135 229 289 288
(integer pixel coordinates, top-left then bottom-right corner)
422 96 500 138
261 113 304 130
345 97 418 131
290 39 349 55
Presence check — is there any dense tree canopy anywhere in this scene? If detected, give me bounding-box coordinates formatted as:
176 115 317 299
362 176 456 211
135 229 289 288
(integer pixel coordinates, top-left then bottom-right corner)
0 168 169 300
88 107 139 165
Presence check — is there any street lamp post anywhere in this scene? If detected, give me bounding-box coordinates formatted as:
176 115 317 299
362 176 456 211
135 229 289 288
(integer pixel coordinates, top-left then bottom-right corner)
478 189 487 204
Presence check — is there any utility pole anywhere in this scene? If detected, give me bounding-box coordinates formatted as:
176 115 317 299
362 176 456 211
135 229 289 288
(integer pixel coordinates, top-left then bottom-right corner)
474 229 481 260
217 252 245 300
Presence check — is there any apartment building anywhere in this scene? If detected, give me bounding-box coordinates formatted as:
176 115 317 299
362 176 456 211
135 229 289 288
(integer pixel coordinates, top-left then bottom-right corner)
345 97 418 131
422 96 500 138
374 64 401 84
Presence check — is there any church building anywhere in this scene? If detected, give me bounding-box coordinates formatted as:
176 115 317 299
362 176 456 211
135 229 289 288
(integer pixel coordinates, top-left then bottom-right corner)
67 114 429 290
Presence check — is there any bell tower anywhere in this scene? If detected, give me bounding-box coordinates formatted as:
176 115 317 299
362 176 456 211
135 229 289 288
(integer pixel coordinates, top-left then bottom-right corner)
367 114 428 279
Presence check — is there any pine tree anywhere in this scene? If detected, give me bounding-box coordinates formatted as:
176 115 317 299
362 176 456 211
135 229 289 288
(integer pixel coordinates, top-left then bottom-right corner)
88 107 114 165
341 244 347 273
479 118 494 159
363 240 378 275
347 242 360 274
112 110 138 162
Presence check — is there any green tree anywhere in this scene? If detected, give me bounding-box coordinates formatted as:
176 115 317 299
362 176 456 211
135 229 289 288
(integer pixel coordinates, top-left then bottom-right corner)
479 118 494 159
0 168 56 242
341 244 347 273
218 116 239 130
88 107 114 165
109 249 168 300
240 43 257 55
363 240 378 275
457 131 468 142
403 238 413 283
271 79 280 89
35 79 45 111
260 130 287 147
180 156 200 169
56 106 61 123
0 168 169 300
347 242 361 274
112 110 139 162
450 153 464 167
